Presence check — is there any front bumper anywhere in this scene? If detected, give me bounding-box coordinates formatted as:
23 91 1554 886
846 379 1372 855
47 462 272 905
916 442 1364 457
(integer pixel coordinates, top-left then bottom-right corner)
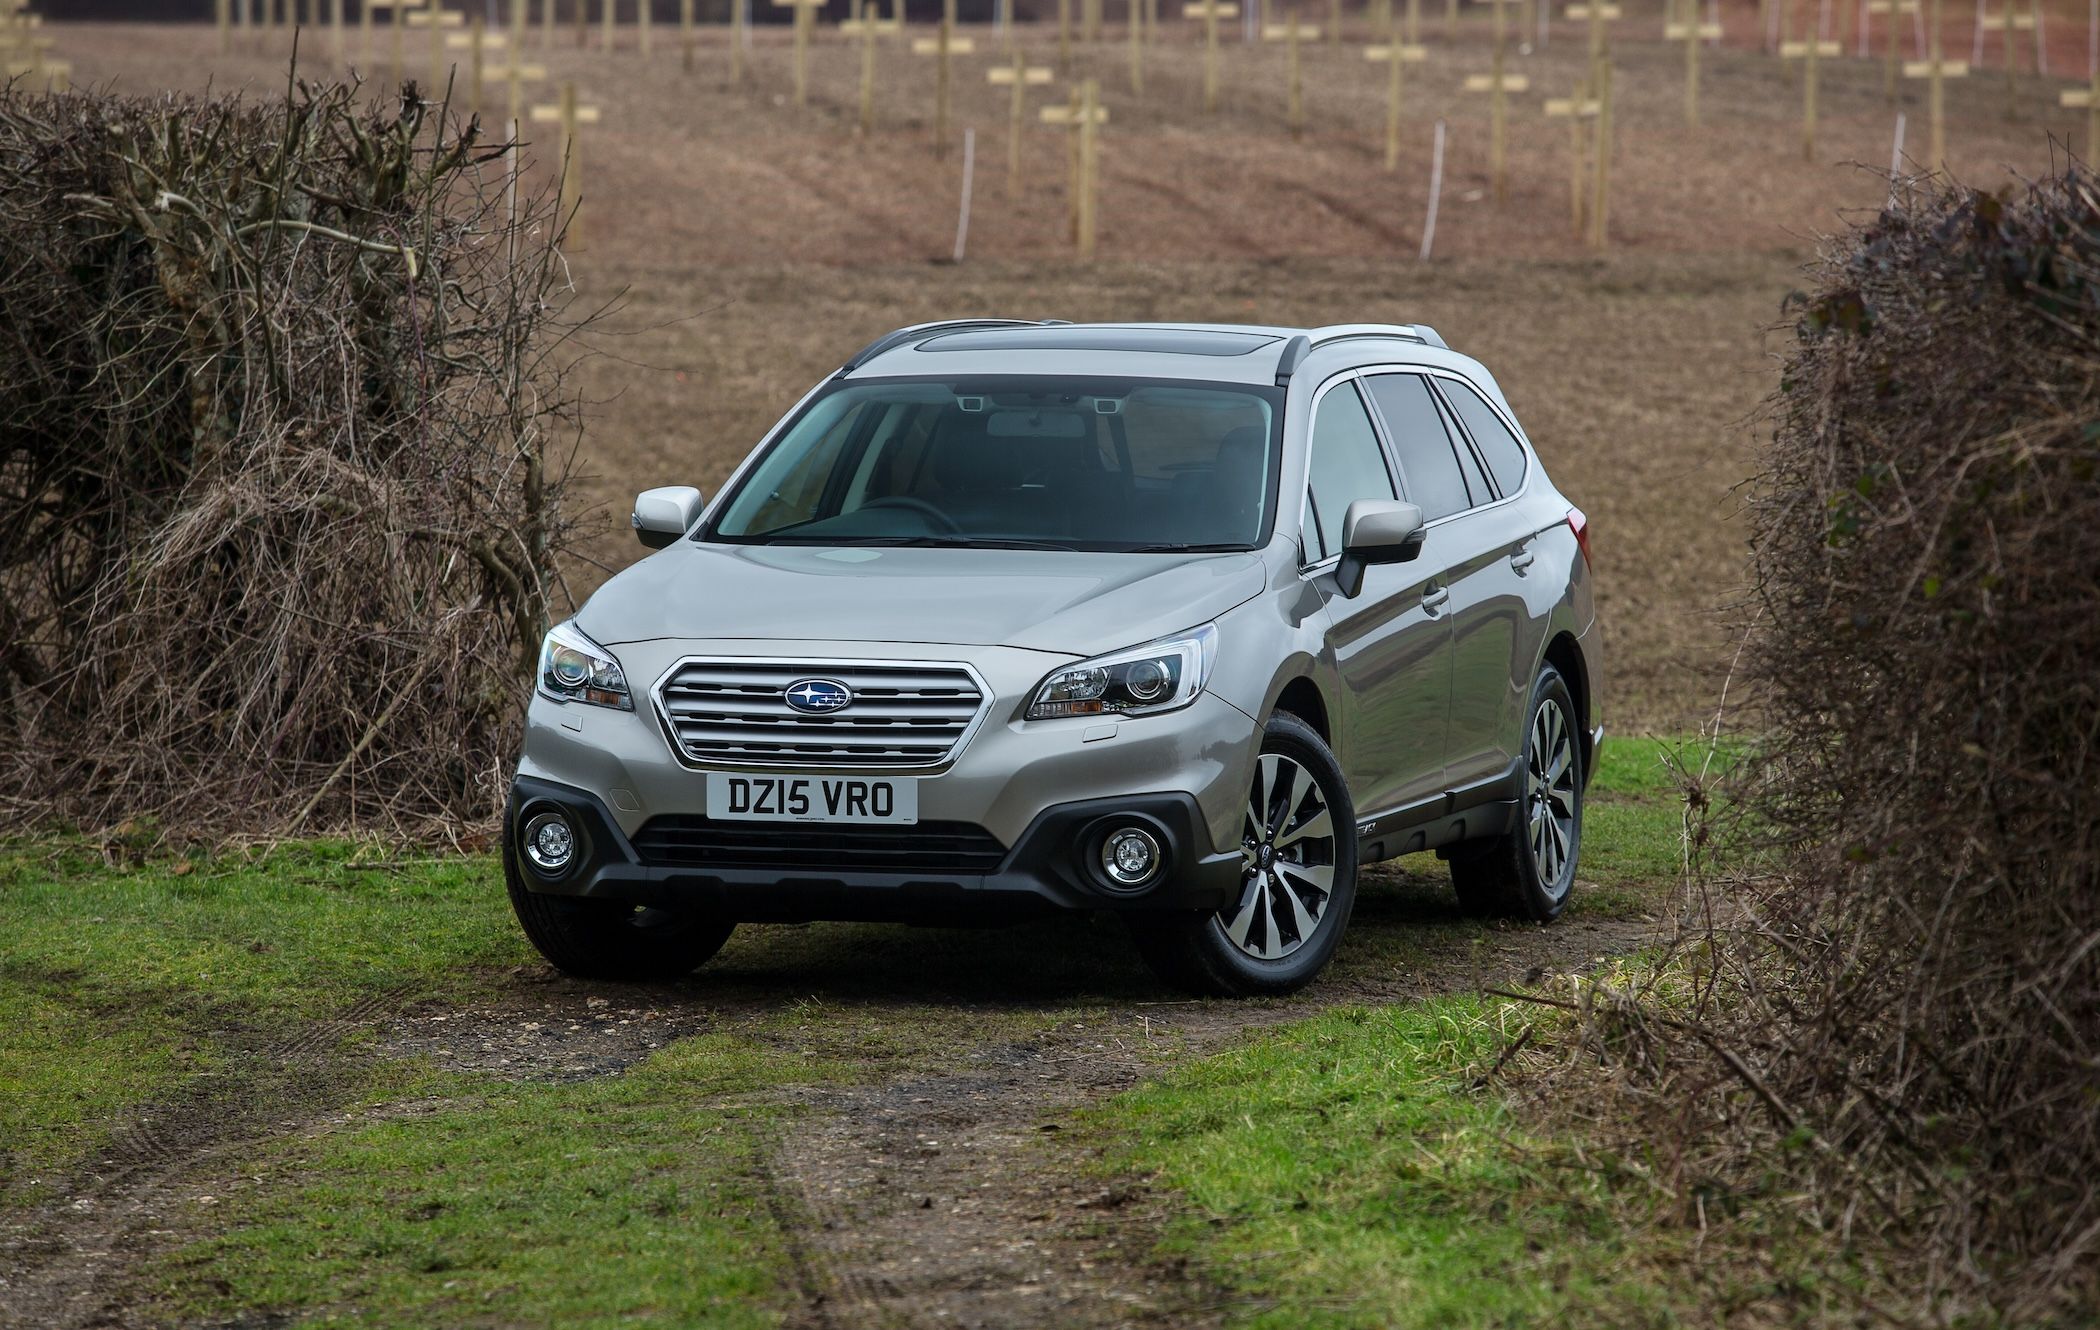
507 775 1243 922
509 638 1262 922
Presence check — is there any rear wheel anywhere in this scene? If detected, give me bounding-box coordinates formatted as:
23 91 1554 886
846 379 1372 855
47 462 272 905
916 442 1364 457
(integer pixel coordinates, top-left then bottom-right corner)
1133 712 1359 996
1449 664 1582 922
505 840 735 981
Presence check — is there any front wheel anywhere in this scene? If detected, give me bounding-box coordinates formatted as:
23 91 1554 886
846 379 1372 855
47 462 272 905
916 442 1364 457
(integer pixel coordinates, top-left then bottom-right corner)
1132 712 1359 997
505 841 735 981
1448 664 1583 922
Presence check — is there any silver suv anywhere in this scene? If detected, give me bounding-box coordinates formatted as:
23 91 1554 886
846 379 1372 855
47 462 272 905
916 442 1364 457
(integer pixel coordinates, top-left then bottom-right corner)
506 320 1601 996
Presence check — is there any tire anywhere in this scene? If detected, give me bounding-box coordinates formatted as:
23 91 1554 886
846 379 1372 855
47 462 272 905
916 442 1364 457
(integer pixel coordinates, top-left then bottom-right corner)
1133 712 1359 997
504 838 736 981
1448 664 1583 923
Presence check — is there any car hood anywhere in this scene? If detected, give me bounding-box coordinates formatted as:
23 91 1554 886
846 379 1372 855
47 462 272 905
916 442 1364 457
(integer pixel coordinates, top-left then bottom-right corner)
577 542 1268 659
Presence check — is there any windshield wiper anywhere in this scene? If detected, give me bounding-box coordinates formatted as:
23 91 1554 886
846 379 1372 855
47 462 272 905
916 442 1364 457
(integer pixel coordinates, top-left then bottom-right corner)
1121 542 1247 553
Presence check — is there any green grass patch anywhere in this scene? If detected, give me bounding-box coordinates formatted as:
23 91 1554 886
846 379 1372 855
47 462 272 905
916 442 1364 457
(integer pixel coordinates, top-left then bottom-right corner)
0 841 530 1183
1093 997 1693 1329
153 1033 847 1330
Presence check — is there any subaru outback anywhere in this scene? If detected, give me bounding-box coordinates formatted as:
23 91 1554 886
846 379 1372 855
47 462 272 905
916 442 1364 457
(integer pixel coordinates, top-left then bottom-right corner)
506 320 1601 995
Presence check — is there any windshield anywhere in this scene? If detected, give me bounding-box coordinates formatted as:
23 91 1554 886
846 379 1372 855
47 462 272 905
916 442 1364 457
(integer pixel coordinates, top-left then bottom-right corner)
707 377 1280 552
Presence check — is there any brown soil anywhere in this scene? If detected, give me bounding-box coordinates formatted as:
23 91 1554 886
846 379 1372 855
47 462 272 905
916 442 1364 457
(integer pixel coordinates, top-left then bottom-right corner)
32 18 2082 731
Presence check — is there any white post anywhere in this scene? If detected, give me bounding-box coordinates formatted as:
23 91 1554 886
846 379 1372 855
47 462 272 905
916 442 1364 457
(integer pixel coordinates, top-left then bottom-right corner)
1419 118 1445 262
953 126 976 262
1888 108 1906 203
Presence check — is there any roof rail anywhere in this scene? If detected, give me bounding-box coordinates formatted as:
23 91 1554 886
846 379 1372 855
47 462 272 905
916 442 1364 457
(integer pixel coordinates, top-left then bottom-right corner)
1306 323 1448 350
836 319 1066 375
1273 334 1312 386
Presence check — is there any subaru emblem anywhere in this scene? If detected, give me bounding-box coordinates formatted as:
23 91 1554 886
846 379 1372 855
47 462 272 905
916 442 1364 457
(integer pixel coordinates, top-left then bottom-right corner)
783 678 853 714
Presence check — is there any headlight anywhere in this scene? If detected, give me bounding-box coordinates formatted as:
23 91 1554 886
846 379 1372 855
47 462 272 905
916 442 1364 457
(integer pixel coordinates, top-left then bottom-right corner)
1025 624 1218 721
538 621 632 710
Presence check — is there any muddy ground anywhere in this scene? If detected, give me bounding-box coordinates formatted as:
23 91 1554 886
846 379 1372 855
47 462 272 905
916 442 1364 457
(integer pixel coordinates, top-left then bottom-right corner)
0 865 1658 1329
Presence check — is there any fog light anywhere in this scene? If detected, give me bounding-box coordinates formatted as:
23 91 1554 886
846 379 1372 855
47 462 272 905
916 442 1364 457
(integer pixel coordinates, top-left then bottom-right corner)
522 811 576 873
1101 826 1162 887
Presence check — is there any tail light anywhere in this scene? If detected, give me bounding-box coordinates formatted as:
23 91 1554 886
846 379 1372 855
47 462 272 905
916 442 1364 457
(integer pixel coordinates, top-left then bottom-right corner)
1566 507 1591 567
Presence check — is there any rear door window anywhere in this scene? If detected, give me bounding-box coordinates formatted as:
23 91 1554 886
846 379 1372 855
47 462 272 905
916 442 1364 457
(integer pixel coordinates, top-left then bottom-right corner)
1364 373 1474 520
1439 379 1529 495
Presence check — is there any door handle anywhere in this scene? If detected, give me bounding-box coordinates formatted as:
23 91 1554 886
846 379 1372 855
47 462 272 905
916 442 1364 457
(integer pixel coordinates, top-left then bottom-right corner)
1421 585 1450 613
1509 548 1535 573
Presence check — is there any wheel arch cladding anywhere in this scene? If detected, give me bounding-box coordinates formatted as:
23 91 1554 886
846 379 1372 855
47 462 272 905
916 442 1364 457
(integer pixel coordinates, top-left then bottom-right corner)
1270 675 1331 742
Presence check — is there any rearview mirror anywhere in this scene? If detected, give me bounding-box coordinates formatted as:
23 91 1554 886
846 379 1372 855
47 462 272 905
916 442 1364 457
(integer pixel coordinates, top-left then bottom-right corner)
1334 499 1425 598
632 486 705 550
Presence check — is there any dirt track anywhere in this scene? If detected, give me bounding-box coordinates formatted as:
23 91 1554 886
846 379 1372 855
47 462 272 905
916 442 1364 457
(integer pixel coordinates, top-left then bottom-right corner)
0 867 1655 1330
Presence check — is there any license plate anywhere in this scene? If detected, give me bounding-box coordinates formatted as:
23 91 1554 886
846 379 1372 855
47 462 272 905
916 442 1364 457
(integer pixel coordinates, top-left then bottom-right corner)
705 773 918 825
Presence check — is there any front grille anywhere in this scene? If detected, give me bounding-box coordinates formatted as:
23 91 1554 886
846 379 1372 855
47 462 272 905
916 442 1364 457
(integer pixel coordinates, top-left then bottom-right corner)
631 816 1009 875
654 659 987 769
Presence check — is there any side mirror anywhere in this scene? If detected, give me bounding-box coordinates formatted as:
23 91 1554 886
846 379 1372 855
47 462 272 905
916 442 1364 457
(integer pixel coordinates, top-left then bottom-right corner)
632 486 705 550
1334 499 1426 598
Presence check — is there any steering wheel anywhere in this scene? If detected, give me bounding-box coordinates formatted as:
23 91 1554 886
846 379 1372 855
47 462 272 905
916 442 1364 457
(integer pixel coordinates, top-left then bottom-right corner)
861 496 965 537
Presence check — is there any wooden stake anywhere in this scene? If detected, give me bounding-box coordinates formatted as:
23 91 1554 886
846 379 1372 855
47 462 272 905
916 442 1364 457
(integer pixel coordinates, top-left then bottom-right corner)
845 4 900 130
2059 53 2100 159
407 5 463 95
1588 54 1612 247
449 20 509 112
601 0 615 50
775 0 825 104
912 15 977 153
1058 0 1072 68
680 0 694 68
542 0 554 50
731 0 745 80
1978 0 2034 117
990 53 1054 194
1129 0 1144 92
1263 15 1321 138
1042 79 1110 258
1665 0 1722 127
218 0 232 52
488 42 549 123
1363 35 1425 170
1462 0 1527 200
1780 34 1841 159
530 82 603 247
1186 0 1240 113
1904 0 1967 170
639 0 652 55
1866 0 1918 101
1543 88 1600 234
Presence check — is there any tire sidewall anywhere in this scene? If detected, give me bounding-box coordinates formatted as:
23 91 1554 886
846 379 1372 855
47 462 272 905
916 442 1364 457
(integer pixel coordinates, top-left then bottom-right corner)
1517 668 1583 918
1196 712 1359 993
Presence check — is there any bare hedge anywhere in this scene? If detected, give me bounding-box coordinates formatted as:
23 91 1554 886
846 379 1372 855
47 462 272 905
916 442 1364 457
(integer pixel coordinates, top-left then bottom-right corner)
0 80 580 835
1533 173 2100 1321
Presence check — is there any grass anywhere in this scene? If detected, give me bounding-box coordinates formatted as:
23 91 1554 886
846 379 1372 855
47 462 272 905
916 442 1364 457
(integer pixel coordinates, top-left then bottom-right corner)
1092 997 1694 1329
0 841 530 1184
1085 737 1744 1328
0 737 1711 1325
157 1036 849 1329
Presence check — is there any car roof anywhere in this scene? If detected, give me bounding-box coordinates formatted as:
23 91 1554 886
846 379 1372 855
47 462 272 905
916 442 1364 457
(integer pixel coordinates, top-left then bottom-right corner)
840 320 1499 394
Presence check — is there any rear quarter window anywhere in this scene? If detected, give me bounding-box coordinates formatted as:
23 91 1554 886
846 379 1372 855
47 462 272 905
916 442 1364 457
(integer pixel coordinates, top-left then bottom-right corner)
1441 380 1529 496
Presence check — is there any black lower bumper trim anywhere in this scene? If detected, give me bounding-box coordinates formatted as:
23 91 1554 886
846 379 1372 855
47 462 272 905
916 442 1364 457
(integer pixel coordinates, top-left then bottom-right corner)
506 776 1240 923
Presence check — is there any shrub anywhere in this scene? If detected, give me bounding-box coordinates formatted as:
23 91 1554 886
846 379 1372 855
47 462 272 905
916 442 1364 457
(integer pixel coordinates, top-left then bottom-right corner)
0 79 580 835
1524 173 2100 1322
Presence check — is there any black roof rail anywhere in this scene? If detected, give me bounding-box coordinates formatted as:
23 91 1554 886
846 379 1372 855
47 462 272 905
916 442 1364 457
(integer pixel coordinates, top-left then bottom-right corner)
1273 334 1311 386
836 319 1062 375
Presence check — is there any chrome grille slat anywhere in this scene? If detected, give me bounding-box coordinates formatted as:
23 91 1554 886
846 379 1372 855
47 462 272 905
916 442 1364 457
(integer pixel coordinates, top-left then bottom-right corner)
654 658 989 770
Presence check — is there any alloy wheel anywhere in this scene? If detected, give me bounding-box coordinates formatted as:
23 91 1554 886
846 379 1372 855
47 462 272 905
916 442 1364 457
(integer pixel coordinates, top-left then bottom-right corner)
1526 699 1578 896
1220 752 1338 961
